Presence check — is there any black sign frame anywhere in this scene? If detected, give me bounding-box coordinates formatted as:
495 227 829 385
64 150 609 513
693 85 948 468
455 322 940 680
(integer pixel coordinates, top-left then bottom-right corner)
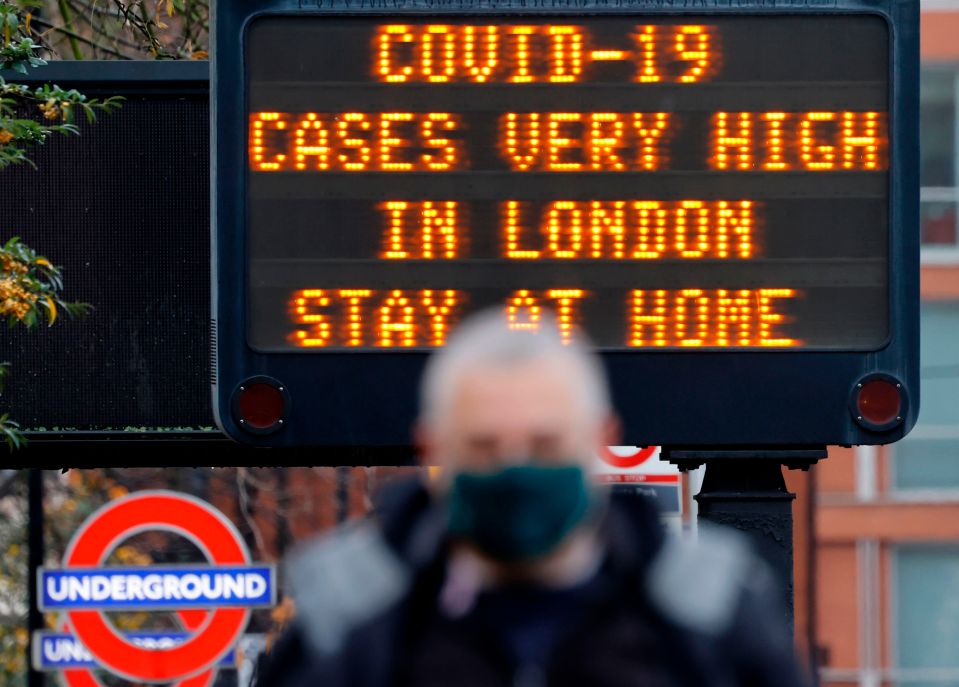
212 0 920 449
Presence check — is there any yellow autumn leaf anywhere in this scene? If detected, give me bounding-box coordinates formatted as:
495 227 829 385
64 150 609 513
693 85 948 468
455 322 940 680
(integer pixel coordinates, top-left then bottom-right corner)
35 258 51 268
45 297 57 325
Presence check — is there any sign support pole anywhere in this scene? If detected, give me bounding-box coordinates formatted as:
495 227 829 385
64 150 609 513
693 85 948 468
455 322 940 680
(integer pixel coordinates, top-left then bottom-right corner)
27 468 44 687
695 460 797 624
665 448 825 629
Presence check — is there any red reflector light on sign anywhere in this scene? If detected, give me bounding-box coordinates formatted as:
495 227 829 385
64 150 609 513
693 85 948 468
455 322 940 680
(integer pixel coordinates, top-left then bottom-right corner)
856 379 901 427
237 382 285 430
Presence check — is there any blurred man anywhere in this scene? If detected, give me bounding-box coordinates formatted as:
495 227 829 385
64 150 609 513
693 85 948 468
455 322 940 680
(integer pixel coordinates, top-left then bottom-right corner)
256 310 805 687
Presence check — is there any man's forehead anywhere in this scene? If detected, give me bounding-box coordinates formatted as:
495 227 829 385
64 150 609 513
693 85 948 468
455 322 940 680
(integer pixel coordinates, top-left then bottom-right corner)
449 356 583 410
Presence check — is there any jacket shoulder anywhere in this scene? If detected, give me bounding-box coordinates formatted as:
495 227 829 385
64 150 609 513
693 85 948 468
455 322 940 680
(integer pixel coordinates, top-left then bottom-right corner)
285 521 413 656
644 525 776 636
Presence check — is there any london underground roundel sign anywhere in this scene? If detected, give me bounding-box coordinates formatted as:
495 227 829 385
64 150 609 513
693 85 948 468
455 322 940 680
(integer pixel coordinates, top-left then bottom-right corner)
35 491 275 684
599 445 659 470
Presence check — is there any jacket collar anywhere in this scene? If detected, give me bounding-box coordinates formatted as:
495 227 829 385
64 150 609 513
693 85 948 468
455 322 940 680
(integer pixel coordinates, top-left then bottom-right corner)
373 476 668 581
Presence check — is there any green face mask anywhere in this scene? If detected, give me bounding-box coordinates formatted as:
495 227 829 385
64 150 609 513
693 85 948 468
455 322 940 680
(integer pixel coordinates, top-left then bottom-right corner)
447 464 594 562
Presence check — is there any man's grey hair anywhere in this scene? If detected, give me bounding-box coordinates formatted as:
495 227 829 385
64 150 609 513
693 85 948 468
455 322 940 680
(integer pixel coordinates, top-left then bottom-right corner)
419 308 612 424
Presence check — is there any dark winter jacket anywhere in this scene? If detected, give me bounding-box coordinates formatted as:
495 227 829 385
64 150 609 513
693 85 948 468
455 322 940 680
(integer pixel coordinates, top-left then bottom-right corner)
255 480 806 687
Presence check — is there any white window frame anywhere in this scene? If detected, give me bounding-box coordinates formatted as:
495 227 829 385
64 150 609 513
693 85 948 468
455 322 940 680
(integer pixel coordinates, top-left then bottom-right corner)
886 299 959 498
921 188 959 264
920 0 959 11
887 426 959 501
888 544 959 685
920 66 959 263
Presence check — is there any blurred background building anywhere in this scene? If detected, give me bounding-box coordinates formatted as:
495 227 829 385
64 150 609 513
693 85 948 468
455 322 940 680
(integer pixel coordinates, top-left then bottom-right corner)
790 4 959 683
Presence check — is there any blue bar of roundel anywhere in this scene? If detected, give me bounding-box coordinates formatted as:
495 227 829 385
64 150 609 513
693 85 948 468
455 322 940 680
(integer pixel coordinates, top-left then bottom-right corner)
39 565 275 610
36 632 236 670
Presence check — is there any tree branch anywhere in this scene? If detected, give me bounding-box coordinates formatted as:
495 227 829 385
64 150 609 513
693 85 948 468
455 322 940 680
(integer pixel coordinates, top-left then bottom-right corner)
31 16 130 58
237 468 270 561
56 0 85 59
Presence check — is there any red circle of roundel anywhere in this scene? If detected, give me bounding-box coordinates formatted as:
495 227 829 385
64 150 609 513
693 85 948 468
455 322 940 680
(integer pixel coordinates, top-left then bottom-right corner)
61 611 216 687
599 446 658 470
63 491 250 683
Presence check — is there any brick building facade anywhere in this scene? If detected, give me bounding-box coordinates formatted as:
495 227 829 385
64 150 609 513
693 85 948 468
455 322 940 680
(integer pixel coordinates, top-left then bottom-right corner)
790 7 959 684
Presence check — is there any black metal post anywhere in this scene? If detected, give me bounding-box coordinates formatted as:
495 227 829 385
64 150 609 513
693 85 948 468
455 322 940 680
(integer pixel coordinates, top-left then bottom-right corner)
27 469 44 687
806 466 821 686
275 468 290 553
335 466 350 524
695 459 796 625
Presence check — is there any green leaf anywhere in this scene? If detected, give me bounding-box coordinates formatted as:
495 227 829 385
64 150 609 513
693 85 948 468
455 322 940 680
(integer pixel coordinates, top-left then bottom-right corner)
0 413 25 450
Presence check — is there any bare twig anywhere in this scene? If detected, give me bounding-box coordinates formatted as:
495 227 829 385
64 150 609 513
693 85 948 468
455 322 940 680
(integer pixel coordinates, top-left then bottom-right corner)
30 16 130 58
236 468 270 561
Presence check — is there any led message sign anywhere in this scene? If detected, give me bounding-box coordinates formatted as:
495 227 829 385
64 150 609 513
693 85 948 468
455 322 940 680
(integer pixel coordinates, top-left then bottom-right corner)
213 0 918 448
246 16 889 352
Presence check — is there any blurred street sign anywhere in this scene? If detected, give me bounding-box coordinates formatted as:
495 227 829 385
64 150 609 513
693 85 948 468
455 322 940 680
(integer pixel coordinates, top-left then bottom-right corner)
594 446 682 515
34 632 237 671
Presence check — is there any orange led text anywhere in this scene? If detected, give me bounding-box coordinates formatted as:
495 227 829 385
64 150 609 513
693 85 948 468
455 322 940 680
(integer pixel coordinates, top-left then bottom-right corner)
504 200 756 259
628 288 800 347
288 289 462 348
505 289 587 343
501 112 672 171
380 201 463 259
249 112 464 172
711 111 886 171
375 24 720 83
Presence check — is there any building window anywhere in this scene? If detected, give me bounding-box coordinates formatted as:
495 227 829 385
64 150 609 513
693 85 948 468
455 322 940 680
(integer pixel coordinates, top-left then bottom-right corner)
921 66 959 261
891 302 959 491
893 546 959 685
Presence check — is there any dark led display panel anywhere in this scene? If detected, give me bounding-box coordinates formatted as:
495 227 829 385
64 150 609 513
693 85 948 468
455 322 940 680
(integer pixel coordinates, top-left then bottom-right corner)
246 16 889 351
2 91 212 431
